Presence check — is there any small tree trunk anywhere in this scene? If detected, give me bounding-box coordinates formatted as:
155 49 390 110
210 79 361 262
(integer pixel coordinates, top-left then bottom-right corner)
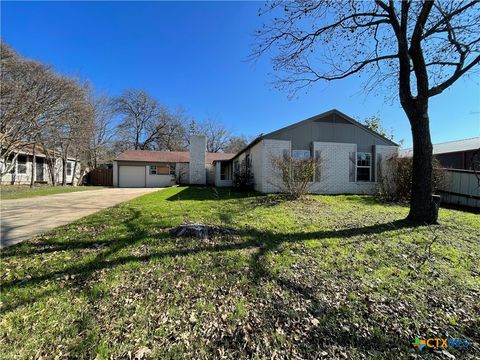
49 161 56 185
405 104 438 224
47 157 56 186
62 157 67 186
30 143 36 188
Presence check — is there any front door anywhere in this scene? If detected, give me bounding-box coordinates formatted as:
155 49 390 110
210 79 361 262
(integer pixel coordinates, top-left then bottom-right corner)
35 159 44 181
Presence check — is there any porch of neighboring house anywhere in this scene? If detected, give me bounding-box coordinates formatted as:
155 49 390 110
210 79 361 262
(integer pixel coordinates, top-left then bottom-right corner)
1 153 80 185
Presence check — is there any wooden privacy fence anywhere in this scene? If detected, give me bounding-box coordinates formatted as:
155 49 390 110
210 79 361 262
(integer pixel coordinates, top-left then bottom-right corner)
87 168 113 186
439 169 480 208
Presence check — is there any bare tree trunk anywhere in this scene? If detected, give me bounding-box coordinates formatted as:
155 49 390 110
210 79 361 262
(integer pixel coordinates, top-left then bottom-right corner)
46 149 57 186
47 160 56 186
404 103 437 224
30 143 36 188
61 157 67 186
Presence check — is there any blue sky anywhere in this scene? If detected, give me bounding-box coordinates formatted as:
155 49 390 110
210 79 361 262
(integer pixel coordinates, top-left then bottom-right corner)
2 1 479 148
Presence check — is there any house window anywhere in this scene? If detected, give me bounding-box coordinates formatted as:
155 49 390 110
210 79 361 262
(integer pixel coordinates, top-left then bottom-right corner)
157 164 170 175
220 163 226 180
292 150 311 160
150 164 170 175
66 162 72 176
220 162 230 181
356 152 371 182
169 164 176 176
17 155 27 174
5 155 14 174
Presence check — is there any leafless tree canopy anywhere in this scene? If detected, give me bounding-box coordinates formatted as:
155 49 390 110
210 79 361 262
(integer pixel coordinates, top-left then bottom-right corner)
1 42 93 183
113 90 209 152
224 135 250 154
85 91 117 168
252 1 480 97
113 89 165 150
186 117 234 153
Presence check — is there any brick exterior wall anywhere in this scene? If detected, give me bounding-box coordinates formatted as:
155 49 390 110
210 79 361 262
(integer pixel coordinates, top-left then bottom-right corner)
313 142 372 194
260 139 291 193
189 135 207 185
247 140 398 195
313 142 398 194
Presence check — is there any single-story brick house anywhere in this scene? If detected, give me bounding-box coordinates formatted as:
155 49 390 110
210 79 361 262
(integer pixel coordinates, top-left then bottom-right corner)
0 145 81 185
114 109 399 193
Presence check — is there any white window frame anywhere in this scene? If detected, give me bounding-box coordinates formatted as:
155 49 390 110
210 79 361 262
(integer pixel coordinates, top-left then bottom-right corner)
66 162 72 176
292 150 311 160
356 152 372 182
17 155 27 174
149 165 157 175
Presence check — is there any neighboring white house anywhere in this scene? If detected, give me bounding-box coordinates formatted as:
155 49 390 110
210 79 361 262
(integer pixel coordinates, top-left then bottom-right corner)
0 145 81 185
114 109 399 194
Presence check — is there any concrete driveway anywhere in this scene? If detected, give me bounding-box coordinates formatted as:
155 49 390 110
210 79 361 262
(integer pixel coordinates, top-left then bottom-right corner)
1 187 161 248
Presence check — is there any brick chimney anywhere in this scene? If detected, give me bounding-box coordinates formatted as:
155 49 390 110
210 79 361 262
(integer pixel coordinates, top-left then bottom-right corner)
189 134 207 185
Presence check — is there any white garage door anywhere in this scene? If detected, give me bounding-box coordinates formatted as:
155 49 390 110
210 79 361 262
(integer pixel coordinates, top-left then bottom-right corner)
119 166 145 187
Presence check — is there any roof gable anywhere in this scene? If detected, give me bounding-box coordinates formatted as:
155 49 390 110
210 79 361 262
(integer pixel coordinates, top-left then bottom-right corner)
263 109 398 146
232 109 398 160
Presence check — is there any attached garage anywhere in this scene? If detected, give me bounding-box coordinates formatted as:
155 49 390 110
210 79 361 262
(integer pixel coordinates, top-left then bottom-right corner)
118 165 145 188
113 149 235 188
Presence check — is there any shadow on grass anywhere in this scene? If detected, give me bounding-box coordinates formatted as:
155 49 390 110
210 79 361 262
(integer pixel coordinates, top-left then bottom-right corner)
165 186 264 201
2 216 417 313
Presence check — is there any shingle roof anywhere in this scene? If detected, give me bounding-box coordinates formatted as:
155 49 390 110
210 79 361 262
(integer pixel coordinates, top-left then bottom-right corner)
8 143 78 161
116 150 235 164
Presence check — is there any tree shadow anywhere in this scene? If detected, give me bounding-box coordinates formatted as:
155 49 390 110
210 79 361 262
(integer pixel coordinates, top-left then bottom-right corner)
2 218 418 314
165 186 264 201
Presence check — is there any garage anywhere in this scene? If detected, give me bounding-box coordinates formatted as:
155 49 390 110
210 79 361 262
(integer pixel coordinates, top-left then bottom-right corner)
118 166 145 188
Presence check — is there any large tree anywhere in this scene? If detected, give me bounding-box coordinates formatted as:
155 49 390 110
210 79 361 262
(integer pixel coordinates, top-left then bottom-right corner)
1 42 92 185
113 89 164 150
113 89 191 152
86 91 117 168
252 0 480 223
224 135 250 153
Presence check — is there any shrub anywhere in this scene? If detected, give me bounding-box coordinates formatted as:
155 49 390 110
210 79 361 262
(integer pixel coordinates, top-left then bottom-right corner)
270 154 321 199
232 159 254 190
377 154 447 202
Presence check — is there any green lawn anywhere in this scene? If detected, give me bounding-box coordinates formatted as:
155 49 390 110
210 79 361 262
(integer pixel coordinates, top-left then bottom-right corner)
0 185 106 200
1 187 479 359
